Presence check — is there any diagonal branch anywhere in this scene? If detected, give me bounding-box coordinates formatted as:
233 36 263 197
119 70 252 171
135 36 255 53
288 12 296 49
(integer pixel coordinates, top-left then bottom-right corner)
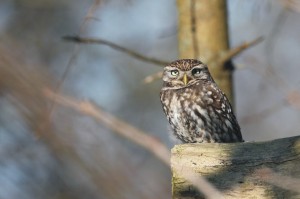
218 36 264 65
254 167 300 193
143 71 163 84
44 88 170 164
143 37 264 84
43 88 224 198
47 1 103 121
62 36 170 66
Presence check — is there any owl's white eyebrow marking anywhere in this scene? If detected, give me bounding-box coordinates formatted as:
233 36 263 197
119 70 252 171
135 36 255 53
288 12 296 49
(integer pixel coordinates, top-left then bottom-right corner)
192 64 206 69
165 66 176 70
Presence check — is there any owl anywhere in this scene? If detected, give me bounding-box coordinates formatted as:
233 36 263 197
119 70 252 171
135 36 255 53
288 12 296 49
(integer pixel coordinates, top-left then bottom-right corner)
160 59 243 143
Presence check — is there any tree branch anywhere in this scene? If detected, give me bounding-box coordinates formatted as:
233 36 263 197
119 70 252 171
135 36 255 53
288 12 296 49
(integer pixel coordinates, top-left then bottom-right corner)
44 88 170 164
218 36 264 65
254 167 300 194
143 71 163 84
48 1 103 121
62 36 170 66
143 37 264 84
43 88 224 198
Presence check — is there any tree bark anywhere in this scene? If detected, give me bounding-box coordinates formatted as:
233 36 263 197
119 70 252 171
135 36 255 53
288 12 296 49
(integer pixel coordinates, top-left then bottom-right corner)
177 0 233 103
171 136 300 198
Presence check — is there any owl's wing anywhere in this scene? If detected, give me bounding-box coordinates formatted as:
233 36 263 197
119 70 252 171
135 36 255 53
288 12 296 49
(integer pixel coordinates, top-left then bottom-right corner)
203 83 244 142
205 84 233 113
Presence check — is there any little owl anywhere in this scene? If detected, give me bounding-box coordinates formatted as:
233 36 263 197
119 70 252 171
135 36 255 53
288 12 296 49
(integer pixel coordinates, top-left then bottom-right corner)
160 59 243 143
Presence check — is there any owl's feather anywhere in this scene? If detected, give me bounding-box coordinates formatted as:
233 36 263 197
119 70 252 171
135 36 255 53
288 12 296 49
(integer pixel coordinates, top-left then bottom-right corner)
160 59 243 143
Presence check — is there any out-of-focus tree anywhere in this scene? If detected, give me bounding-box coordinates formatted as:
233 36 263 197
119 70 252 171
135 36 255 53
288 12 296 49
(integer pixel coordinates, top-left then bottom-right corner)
177 0 233 102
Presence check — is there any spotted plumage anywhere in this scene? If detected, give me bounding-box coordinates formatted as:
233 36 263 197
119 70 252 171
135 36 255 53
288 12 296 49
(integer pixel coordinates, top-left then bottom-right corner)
160 59 243 143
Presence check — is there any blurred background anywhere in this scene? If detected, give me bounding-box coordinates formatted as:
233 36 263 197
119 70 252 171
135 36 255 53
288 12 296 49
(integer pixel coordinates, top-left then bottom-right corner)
0 0 300 198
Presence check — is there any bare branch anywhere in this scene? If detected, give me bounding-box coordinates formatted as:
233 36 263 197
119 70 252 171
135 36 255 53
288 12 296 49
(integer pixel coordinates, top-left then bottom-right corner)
81 0 102 26
241 89 300 124
48 1 103 121
44 88 170 164
218 36 264 65
143 37 264 84
44 88 224 198
281 0 300 13
62 36 170 66
286 90 300 109
254 167 300 193
172 163 224 199
143 71 163 84
241 100 286 124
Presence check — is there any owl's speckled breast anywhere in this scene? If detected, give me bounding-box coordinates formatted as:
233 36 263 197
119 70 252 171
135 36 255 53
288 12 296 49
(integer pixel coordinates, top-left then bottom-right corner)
161 85 210 143
160 59 243 143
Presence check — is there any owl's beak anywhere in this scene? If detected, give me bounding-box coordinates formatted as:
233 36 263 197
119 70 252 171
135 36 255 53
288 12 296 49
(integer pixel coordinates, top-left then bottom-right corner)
183 73 188 85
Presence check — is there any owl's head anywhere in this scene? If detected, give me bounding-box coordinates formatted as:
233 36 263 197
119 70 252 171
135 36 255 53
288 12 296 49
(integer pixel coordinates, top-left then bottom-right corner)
162 59 213 89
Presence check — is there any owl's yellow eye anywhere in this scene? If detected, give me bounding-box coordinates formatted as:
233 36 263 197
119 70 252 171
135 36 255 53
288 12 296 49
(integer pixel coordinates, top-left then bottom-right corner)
170 70 179 76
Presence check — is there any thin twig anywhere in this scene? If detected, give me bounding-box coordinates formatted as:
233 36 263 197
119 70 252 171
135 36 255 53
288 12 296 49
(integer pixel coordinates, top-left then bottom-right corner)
172 163 224 199
241 89 300 124
143 71 163 84
62 36 170 66
241 100 286 124
44 88 224 198
282 0 300 12
286 90 300 109
143 37 264 84
47 1 102 120
44 88 170 164
254 167 300 193
218 36 264 65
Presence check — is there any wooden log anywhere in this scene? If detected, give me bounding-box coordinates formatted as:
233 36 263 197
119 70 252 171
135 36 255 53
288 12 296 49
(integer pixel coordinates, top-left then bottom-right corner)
171 136 300 198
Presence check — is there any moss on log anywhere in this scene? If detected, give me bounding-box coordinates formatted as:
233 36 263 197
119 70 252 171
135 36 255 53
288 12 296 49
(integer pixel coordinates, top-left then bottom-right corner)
171 136 300 198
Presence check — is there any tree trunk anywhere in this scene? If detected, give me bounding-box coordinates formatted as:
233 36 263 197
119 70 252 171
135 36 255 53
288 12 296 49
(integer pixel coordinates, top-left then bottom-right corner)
171 136 300 198
177 0 233 103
